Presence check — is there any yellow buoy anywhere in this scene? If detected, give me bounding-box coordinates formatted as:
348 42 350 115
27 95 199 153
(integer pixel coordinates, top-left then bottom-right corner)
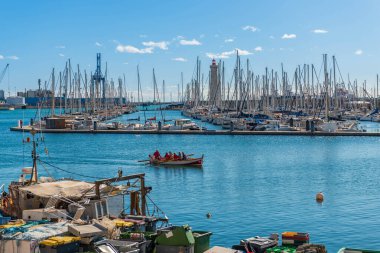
316 192 324 203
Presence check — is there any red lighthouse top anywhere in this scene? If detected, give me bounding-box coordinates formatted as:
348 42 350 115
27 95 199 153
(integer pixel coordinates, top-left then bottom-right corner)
212 59 216 65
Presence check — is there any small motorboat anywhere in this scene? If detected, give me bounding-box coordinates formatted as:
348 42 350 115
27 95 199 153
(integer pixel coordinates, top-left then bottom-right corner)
147 154 204 167
338 248 380 253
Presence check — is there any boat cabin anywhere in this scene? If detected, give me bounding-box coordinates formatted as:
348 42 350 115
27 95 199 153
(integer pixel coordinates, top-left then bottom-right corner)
174 119 192 126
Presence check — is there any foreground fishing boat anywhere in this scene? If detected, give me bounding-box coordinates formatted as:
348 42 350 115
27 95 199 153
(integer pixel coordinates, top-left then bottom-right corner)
0 128 171 253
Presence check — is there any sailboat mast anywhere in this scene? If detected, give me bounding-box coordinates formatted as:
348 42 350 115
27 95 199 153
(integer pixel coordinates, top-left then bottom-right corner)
181 72 184 103
153 68 156 103
323 54 329 120
137 65 141 104
333 55 337 115
51 68 55 117
377 74 379 108
29 129 38 185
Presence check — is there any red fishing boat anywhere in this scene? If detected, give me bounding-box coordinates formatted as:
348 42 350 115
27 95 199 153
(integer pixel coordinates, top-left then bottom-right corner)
144 153 204 167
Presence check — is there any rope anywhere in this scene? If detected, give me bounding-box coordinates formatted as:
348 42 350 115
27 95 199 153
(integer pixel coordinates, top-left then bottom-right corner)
38 161 55 181
38 159 102 179
146 194 166 217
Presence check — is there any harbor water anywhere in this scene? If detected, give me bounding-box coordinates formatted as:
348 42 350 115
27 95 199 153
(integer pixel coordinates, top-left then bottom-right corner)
1 109 380 252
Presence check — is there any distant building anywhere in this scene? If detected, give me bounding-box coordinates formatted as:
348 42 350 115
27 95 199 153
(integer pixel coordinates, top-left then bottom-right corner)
209 59 221 107
6 96 26 105
26 90 39 98
17 91 26 97
26 89 53 98
0 90 4 100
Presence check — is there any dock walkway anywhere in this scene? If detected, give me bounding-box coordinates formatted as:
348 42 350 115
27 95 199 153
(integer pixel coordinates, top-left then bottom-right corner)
10 126 380 136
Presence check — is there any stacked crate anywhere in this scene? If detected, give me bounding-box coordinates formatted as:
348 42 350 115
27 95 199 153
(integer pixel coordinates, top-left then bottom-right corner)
39 236 81 253
296 244 327 253
282 232 309 247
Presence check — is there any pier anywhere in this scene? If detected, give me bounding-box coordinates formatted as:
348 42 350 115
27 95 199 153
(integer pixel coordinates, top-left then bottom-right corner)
10 126 380 136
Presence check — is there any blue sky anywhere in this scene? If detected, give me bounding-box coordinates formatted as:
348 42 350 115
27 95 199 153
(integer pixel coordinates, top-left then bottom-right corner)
1 0 380 99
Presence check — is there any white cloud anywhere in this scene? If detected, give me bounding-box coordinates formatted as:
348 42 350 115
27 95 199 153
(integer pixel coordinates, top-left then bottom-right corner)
179 39 202 46
142 41 169 50
59 53 65 57
0 55 4 60
206 53 229 59
313 29 328 34
116 44 154 54
55 45 65 49
172 57 187 62
254 46 263 52
176 35 184 40
225 38 234 43
235 48 252 56
242 25 258 32
355 49 363 55
206 48 252 59
8 56 19 60
282 33 297 39
95 42 103 47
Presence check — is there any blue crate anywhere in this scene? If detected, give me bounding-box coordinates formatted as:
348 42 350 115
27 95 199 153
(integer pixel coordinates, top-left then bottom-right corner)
0 217 11 225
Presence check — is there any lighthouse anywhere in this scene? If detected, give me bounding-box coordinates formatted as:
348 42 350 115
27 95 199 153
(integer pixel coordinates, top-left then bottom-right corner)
209 59 221 107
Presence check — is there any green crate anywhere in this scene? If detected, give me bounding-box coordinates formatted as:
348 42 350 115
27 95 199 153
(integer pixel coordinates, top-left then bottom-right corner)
193 231 212 253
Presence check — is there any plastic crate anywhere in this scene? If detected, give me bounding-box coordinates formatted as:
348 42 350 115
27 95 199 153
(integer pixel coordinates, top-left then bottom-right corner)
156 244 194 253
39 241 80 253
243 237 278 253
266 246 296 253
0 217 11 225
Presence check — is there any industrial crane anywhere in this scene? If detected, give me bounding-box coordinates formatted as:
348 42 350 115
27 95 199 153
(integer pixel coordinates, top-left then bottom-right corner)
0 64 9 86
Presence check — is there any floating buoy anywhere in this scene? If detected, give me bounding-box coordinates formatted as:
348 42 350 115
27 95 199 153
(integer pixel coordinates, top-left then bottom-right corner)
206 212 212 219
316 192 324 203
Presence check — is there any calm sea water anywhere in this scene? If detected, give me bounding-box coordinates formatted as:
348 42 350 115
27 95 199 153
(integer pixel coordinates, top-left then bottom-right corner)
1 109 380 252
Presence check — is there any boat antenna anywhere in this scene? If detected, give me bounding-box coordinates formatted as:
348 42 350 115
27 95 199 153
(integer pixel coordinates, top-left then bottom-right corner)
29 128 39 185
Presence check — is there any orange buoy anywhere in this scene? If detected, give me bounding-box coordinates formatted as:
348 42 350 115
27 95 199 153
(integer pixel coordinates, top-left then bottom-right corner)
316 192 324 203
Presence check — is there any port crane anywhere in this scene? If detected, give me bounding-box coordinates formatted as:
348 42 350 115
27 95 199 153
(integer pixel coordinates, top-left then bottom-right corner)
0 63 9 86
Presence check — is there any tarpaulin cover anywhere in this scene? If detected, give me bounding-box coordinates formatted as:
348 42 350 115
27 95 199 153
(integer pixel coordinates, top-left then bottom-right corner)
2 221 69 240
19 180 95 199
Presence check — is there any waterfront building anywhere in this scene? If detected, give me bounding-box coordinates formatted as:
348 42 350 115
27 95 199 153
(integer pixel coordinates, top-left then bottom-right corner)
17 91 25 97
6 96 25 105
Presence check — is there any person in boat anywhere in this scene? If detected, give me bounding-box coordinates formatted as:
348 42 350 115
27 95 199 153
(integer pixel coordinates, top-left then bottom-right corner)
178 152 182 160
173 152 180 160
153 150 161 160
164 152 171 160
182 152 187 160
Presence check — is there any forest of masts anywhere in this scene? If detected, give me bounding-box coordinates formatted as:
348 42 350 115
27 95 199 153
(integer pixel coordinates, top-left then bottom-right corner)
42 55 181 115
185 53 380 117
41 53 379 116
